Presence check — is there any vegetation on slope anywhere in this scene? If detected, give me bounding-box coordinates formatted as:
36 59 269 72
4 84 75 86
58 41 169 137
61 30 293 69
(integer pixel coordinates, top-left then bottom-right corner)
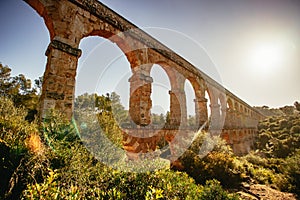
0 63 299 199
0 63 238 199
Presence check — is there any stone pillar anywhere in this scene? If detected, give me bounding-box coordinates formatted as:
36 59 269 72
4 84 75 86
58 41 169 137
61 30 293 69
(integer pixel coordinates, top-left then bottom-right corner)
128 72 153 126
221 105 227 126
40 39 81 119
224 108 233 129
209 103 221 130
169 89 187 128
234 111 242 129
194 97 208 128
240 114 246 128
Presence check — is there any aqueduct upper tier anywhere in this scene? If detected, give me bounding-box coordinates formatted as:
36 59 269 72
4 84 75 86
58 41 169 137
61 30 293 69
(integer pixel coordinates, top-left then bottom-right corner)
24 0 265 155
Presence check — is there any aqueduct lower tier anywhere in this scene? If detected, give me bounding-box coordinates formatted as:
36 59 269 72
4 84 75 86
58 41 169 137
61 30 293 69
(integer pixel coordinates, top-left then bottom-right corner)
24 0 265 156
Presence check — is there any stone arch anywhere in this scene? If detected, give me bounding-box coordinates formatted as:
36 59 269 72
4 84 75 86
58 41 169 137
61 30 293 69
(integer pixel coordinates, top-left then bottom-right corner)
227 98 234 110
154 62 187 127
245 107 249 116
84 31 130 52
76 35 132 110
205 85 223 131
25 0 55 40
23 0 267 159
234 102 239 112
224 97 235 129
240 105 244 114
85 35 155 128
187 76 208 128
84 30 143 68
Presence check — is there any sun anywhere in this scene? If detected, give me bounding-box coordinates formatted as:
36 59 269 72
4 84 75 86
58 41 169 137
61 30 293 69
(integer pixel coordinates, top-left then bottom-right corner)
249 42 284 72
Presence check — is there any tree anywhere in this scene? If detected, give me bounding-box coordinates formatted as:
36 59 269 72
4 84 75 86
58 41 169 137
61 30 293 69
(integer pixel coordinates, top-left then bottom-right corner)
74 92 128 146
110 92 128 124
166 111 170 124
280 106 295 115
262 105 269 109
0 63 39 121
294 101 300 112
34 76 43 95
188 115 196 127
0 63 15 97
74 92 97 111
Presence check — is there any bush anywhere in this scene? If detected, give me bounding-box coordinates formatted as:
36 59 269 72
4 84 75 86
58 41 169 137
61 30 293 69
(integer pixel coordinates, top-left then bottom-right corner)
20 109 237 199
0 97 47 199
283 150 300 195
179 132 244 188
241 153 293 192
291 125 300 134
256 114 300 158
199 180 239 200
0 97 243 199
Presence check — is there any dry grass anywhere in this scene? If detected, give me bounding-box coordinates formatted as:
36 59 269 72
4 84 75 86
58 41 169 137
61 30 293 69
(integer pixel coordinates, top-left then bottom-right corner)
26 133 44 156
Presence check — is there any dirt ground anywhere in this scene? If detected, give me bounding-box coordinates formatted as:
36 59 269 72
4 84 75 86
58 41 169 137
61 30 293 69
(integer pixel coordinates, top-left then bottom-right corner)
237 184 298 200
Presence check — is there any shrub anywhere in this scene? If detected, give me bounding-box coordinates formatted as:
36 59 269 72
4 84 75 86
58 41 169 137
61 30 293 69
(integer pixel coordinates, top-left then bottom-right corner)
291 125 300 134
20 110 237 199
240 153 293 192
179 132 244 188
0 97 47 199
283 150 300 195
0 97 242 199
198 180 239 200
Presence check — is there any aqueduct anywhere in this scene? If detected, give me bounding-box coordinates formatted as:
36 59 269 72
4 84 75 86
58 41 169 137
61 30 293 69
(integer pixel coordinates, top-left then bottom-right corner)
24 0 265 157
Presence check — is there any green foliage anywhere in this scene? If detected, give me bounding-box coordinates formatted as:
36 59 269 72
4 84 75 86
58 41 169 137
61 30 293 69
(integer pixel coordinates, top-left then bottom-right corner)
280 106 295 115
0 97 32 151
0 97 48 199
151 113 166 126
291 125 300 134
145 186 164 200
256 114 300 158
198 180 239 200
1 64 270 199
241 152 296 193
74 92 128 146
244 111 300 194
0 63 16 96
283 150 300 195
179 132 244 188
43 109 79 144
0 63 39 121
15 107 236 199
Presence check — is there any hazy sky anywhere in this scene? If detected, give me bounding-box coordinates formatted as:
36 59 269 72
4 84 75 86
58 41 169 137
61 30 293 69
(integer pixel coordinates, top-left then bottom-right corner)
0 0 299 110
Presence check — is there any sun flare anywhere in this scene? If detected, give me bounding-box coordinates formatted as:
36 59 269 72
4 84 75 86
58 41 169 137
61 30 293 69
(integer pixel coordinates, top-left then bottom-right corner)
250 42 284 71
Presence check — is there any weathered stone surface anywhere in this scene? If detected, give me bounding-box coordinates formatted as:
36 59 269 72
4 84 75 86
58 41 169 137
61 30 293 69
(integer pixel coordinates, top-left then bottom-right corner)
46 40 82 57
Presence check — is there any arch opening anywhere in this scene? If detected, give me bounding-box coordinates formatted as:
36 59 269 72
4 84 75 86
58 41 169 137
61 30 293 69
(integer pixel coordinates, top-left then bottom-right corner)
205 90 211 120
150 64 171 126
9 1 50 81
76 35 132 128
77 36 131 104
185 80 196 127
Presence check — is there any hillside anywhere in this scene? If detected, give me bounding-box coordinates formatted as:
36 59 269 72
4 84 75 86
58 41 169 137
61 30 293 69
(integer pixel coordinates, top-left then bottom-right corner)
1 64 300 199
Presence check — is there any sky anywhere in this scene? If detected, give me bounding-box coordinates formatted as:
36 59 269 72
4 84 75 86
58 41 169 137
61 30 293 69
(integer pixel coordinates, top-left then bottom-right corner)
0 0 299 112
